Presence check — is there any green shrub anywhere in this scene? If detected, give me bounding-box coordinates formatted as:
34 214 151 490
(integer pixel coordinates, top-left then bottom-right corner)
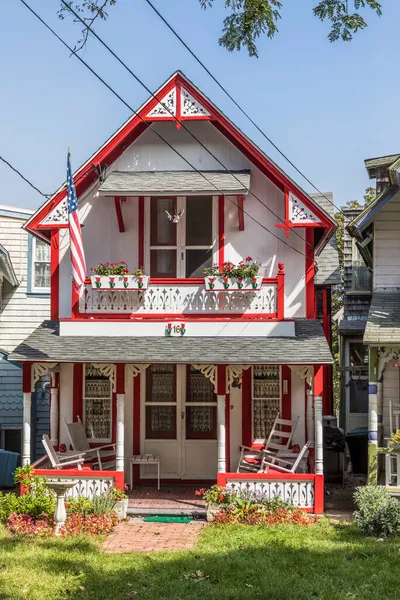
0 492 19 524
66 496 95 516
92 491 116 517
0 489 55 524
353 485 400 536
369 498 400 537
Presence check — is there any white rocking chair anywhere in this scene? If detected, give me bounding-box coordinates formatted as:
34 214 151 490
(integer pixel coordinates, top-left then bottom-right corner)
42 434 85 470
237 413 299 473
260 441 310 474
64 416 116 470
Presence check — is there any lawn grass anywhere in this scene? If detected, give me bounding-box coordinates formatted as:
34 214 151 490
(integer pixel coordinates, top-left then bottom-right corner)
1 521 400 600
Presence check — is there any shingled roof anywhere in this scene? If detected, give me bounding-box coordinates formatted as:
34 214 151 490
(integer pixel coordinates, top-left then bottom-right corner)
364 293 400 345
311 193 340 286
8 320 333 365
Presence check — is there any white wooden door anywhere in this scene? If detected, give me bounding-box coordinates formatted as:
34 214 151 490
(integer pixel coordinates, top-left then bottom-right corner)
141 365 217 480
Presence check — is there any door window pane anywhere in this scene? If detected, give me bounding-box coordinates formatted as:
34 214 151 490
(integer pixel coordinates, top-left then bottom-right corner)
146 365 176 439
146 406 177 439
186 249 212 278
186 196 212 245
146 365 176 403
84 364 112 441
186 366 216 439
252 366 280 442
150 249 177 277
151 198 176 245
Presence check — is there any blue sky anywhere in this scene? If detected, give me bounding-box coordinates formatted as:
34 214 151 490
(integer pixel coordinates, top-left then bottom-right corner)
1 0 399 212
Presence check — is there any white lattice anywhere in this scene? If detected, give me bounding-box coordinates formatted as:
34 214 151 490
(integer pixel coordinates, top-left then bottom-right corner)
45 476 114 499
80 283 277 315
91 363 117 392
226 479 315 509
181 87 210 117
147 88 177 117
288 192 320 224
41 198 68 225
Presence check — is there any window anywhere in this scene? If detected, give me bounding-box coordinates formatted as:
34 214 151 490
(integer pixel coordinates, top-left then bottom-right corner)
29 236 50 293
0 427 22 455
148 196 214 278
252 366 281 442
185 365 217 440
146 364 177 439
348 342 368 414
83 365 112 441
352 240 372 292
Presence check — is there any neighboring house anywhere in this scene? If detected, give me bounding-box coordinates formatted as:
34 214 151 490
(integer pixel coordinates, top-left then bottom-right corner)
345 153 400 487
9 71 338 513
0 205 50 460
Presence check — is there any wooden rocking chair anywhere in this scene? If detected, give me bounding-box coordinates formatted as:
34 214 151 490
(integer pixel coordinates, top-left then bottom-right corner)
64 416 116 470
42 434 85 470
260 441 310 474
237 413 299 473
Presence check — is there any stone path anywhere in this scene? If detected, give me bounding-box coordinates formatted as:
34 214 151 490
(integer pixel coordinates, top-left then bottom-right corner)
101 519 205 553
128 484 205 512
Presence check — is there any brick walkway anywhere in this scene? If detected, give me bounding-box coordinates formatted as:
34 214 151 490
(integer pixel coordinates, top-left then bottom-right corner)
101 519 205 553
128 484 206 512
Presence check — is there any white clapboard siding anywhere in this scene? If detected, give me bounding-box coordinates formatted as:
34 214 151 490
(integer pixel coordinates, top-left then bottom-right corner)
382 362 400 440
0 214 50 353
373 196 400 289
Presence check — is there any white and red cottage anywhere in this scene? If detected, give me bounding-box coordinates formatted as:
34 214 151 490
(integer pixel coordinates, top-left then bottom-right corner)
10 72 337 513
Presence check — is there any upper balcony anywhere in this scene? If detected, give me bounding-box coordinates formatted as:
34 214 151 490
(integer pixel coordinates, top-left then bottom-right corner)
73 264 285 320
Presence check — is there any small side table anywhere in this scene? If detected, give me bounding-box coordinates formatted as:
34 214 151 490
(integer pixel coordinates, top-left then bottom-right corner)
130 455 160 490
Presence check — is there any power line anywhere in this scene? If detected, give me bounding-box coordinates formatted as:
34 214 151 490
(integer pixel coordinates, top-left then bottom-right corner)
19 0 308 259
58 0 311 249
143 0 345 218
0 155 51 198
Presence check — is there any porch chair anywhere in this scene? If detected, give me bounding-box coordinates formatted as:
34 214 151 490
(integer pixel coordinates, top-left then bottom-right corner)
42 434 85 470
260 441 310 474
237 413 299 473
64 416 116 470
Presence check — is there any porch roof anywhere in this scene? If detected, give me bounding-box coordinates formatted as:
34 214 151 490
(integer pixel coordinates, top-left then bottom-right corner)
98 170 251 196
364 292 400 345
8 319 333 364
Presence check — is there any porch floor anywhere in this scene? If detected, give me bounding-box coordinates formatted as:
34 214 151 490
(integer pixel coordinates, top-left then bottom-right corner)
127 484 206 515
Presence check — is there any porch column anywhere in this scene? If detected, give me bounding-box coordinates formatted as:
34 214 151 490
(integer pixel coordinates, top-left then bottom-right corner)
22 363 32 466
368 347 379 486
377 375 383 444
306 385 314 446
50 373 59 447
116 364 125 472
217 395 226 473
314 396 323 475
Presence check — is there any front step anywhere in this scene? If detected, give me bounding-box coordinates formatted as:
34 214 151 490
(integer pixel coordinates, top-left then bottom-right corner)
128 507 206 518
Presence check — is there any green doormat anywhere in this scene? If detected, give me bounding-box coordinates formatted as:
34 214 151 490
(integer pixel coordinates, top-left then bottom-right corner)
143 516 192 523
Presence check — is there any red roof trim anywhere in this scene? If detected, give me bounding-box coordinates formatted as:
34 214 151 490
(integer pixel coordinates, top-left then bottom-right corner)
26 72 334 234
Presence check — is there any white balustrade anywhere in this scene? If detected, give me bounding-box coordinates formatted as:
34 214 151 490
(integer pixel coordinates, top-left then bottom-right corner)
44 475 115 499
79 282 277 316
225 478 315 509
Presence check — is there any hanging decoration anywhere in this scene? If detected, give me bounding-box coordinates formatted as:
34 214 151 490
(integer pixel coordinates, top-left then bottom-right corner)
165 208 185 223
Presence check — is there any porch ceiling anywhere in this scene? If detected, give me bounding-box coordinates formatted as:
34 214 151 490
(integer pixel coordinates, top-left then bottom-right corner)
364 292 400 345
8 319 333 364
98 170 251 196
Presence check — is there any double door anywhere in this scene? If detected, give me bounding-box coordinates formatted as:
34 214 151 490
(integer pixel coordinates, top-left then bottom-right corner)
141 364 217 479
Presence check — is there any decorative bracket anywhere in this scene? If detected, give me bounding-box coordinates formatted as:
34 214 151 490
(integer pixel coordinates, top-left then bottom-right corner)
227 364 251 391
378 348 400 380
92 363 117 392
126 364 150 378
289 365 314 386
32 363 57 390
191 364 217 392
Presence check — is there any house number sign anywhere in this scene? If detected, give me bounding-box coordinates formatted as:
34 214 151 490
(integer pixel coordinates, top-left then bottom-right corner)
165 323 186 336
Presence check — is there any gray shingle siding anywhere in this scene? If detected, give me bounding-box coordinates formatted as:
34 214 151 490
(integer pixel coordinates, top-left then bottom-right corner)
364 293 400 344
311 194 340 286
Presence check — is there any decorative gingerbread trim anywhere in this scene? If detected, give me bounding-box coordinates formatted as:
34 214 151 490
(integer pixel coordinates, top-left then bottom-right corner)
91 363 117 392
191 364 217 392
126 364 150 379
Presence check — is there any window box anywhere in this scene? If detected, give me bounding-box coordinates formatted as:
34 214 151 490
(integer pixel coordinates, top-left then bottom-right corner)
204 275 262 291
90 275 149 290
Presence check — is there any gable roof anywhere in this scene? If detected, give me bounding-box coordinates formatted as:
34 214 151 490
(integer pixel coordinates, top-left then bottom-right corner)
24 71 336 251
311 193 340 286
365 154 400 178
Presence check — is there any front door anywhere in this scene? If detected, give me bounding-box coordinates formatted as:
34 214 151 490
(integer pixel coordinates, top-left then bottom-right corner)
141 365 217 479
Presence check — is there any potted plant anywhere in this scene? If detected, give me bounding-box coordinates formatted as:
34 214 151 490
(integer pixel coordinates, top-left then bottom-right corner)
90 262 149 290
196 485 231 522
203 257 262 291
112 486 129 520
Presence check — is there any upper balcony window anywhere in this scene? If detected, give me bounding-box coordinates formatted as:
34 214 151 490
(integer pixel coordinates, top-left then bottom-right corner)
148 196 215 278
352 240 372 292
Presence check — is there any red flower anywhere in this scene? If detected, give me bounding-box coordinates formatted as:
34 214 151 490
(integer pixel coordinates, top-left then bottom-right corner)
246 256 253 262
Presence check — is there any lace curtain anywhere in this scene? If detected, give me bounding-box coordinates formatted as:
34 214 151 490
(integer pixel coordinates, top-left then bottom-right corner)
84 365 111 440
253 366 280 441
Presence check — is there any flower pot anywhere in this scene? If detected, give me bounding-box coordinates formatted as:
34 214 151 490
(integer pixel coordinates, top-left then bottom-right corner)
204 276 262 291
114 498 128 520
205 503 221 522
91 275 149 290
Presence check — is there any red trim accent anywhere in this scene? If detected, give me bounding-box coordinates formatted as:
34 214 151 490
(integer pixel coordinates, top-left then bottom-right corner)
176 81 182 129
133 374 141 484
277 262 285 320
237 195 245 231
116 363 125 395
217 364 227 395
314 364 324 398
281 365 291 422
22 362 32 393
114 197 125 233
242 368 252 447
305 228 315 319
71 313 281 321
218 196 225 269
138 196 144 269
112 391 117 444
50 230 59 320
314 473 324 514
83 276 279 285
225 391 231 471
73 363 83 421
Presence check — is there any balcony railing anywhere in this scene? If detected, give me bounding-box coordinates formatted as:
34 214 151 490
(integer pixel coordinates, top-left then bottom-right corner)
74 265 285 319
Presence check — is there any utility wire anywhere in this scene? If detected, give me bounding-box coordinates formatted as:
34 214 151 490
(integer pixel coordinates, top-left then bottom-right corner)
58 0 311 249
20 0 308 258
144 0 345 218
0 155 51 198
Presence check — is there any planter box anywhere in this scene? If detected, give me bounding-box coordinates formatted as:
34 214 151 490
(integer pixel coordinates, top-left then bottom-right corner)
114 498 128 520
204 276 262 291
91 275 149 290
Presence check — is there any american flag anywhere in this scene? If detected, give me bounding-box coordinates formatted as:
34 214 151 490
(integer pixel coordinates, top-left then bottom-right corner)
67 151 86 296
